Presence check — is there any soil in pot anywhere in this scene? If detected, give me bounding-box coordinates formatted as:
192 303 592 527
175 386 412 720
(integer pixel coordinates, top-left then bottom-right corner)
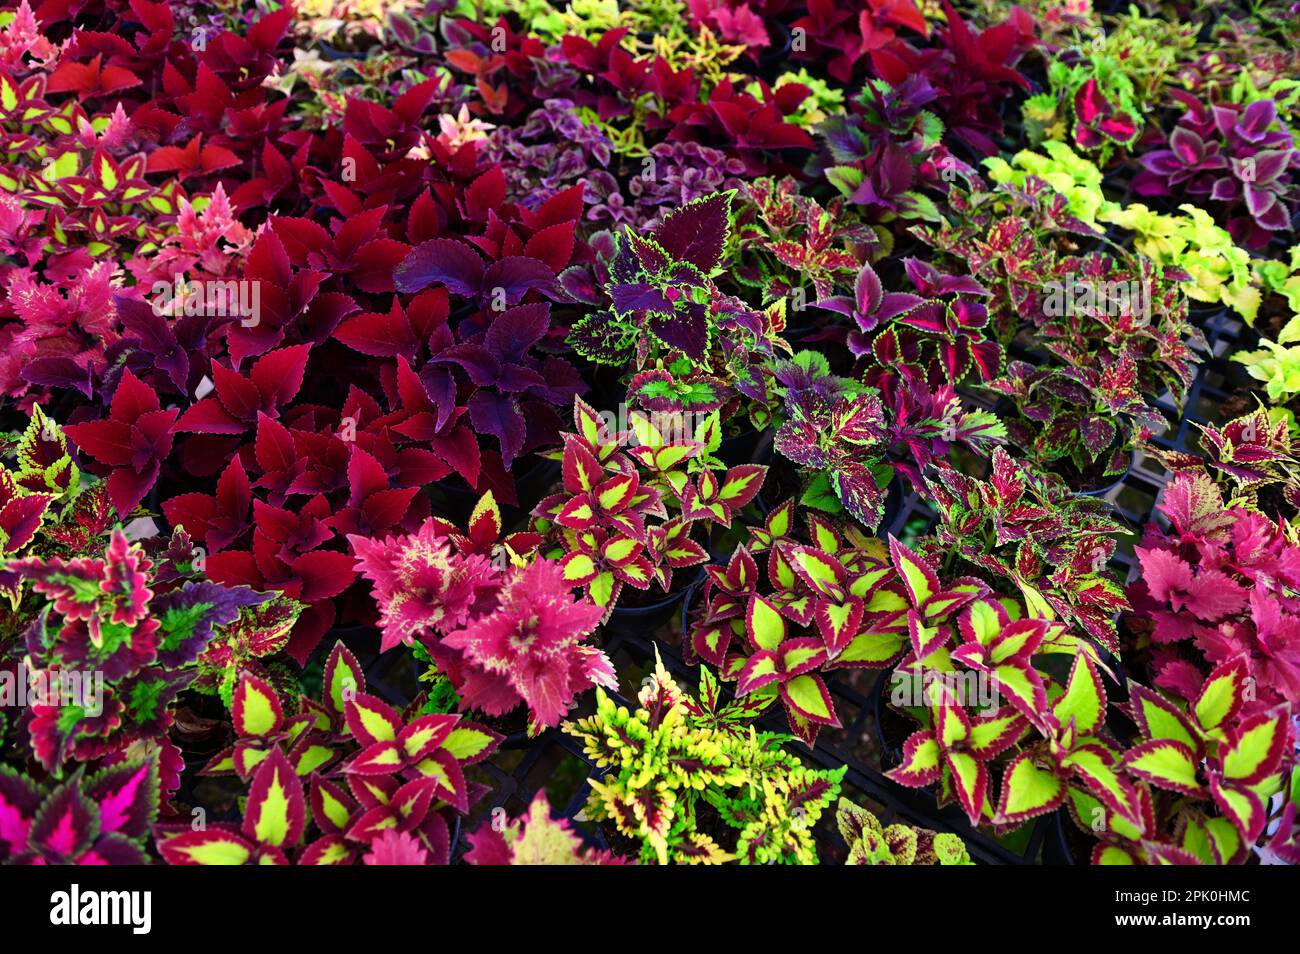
1050 448 1132 496
479 705 533 746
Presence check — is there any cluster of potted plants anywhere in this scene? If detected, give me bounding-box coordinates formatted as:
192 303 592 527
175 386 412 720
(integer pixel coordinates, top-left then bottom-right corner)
0 0 1297 867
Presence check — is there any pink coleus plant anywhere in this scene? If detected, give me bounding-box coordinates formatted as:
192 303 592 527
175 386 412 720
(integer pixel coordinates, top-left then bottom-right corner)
1128 472 1300 708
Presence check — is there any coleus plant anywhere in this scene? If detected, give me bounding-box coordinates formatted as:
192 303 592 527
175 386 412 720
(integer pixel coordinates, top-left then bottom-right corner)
3 527 271 777
1134 94 1300 249
813 74 960 225
567 191 786 410
731 176 876 307
351 490 616 732
1126 471 1300 709
882 589 1148 836
465 793 631 865
169 654 502 865
533 397 748 614
1023 50 1143 162
0 757 160 864
1121 661 1293 851
564 653 844 864
836 797 971 865
686 504 993 745
921 449 1129 653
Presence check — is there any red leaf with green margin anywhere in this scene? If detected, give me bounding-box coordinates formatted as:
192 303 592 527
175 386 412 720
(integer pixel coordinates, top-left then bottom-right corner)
232 672 284 739
996 751 1067 824
345 692 403 745
885 731 943 787
242 748 305 850
736 650 781 695
1123 739 1204 795
651 189 733 273
159 826 255 865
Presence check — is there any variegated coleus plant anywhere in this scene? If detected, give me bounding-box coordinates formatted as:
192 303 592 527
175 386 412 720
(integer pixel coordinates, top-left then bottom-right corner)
0 757 160 864
465 793 631 865
770 352 1005 526
921 448 1129 653
167 650 501 865
684 501 1011 746
567 190 791 426
984 248 1203 482
1 527 273 787
534 396 759 615
857 540 1141 836
1099 659 1295 863
1141 404 1300 513
836 797 971 865
0 405 115 628
563 653 844 865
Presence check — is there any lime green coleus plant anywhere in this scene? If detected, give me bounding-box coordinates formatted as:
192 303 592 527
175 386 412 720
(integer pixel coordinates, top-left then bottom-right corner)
1099 203 1261 321
984 141 1107 228
563 654 845 865
836 798 972 865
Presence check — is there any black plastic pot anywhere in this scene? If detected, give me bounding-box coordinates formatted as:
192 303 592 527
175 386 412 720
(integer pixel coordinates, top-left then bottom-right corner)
1071 453 1133 499
1041 809 1079 865
603 567 706 639
718 425 768 468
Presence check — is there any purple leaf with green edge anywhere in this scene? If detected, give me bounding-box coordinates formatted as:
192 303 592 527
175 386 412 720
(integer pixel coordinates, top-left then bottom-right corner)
26 778 98 862
651 190 733 273
0 767 41 860
647 303 710 361
242 747 306 850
